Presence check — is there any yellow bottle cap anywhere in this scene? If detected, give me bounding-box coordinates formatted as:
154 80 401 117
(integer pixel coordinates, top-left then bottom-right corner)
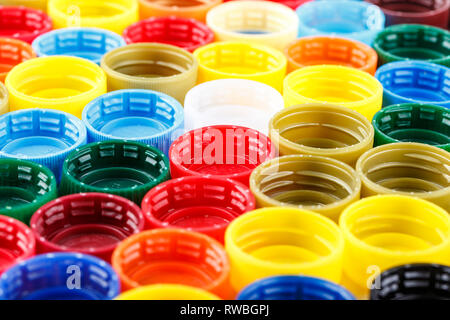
356 142 450 212
225 207 344 292
283 65 383 120
206 1 299 51
101 43 198 104
5 56 106 118
48 0 139 34
339 195 450 296
269 103 374 166
0 81 8 115
0 0 47 11
116 284 221 300
194 41 287 92
250 155 361 222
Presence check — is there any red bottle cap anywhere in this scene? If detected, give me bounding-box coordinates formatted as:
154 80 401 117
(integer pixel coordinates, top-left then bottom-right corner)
30 193 145 262
169 125 277 186
142 176 255 243
365 0 450 28
0 6 52 43
0 216 35 275
123 17 214 52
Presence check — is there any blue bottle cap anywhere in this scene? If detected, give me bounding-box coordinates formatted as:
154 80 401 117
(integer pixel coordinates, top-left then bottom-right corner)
237 275 356 300
0 108 87 180
296 0 385 45
375 60 450 108
0 253 120 300
32 27 126 65
82 89 184 155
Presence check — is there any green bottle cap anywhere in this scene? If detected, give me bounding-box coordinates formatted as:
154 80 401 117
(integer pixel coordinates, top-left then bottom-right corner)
60 140 170 204
0 158 57 224
373 103 450 151
373 24 450 67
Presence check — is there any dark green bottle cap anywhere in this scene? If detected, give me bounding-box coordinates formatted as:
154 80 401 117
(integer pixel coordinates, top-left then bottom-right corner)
60 140 170 204
0 158 57 224
373 103 450 151
373 24 450 67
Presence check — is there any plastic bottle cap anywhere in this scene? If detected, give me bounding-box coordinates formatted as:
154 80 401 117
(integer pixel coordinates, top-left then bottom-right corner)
48 0 139 34
0 6 52 43
225 207 344 292
0 158 57 224
370 264 450 300
0 109 87 180
373 24 450 67
372 103 450 152
206 1 299 51
365 0 450 28
123 17 214 53
32 27 126 65
269 104 375 166
30 193 144 262
184 79 284 135
193 41 287 92
112 228 232 299
83 89 184 155
224 0 312 10
5 56 107 118
0 253 120 300
0 38 36 82
0 81 7 115
286 36 378 75
142 176 255 243
295 1 385 45
139 0 222 22
237 275 355 300
116 284 221 300
101 43 198 104
0 0 47 11
60 140 170 205
339 195 450 294
169 125 277 186
356 142 450 212
0 215 35 275
375 60 450 108
284 65 383 121
250 155 361 222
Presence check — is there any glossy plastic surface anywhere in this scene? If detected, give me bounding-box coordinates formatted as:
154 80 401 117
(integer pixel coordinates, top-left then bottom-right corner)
60 140 170 204
5 56 107 118
372 103 450 151
0 215 35 275
0 109 87 179
32 27 126 65
31 193 144 262
142 176 255 243
83 89 184 155
112 228 232 298
123 17 214 52
101 43 198 104
225 207 344 292
0 253 120 300
0 6 52 43
375 61 450 108
250 155 361 222
169 125 277 186
284 65 383 120
194 41 287 92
